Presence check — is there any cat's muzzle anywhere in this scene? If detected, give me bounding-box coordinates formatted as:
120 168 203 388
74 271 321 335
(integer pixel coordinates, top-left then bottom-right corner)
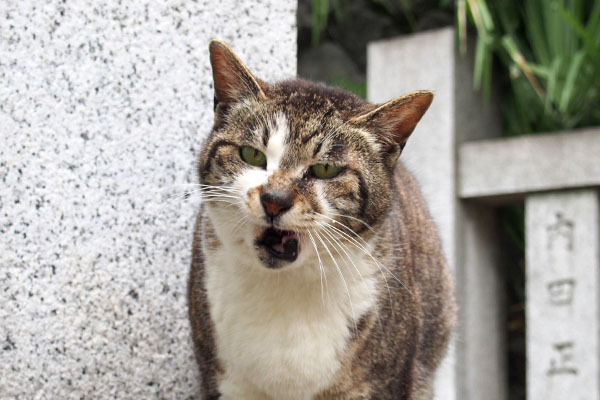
255 227 299 268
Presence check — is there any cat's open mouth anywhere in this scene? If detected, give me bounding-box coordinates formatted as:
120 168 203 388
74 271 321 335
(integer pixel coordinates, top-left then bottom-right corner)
256 227 299 264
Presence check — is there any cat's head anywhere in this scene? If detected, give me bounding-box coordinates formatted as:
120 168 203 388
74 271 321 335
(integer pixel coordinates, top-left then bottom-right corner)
198 40 432 270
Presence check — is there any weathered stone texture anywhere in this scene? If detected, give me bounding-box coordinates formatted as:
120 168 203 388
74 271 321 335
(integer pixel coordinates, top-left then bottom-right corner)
526 190 600 400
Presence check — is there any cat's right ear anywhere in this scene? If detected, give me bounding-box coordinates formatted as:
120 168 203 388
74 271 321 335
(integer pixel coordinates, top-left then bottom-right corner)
349 90 433 165
209 40 267 111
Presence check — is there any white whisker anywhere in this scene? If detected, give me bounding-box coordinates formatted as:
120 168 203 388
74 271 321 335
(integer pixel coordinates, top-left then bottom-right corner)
314 215 408 293
325 211 375 233
321 227 386 335
307 230 327 306
159 190 203 215
318 221 406 319
314 230 357 335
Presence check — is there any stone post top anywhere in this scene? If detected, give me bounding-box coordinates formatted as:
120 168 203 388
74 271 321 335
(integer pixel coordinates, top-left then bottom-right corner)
459 127 600 202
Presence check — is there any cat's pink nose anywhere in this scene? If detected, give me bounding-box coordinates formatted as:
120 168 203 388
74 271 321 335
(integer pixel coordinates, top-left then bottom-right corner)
260 190 292 219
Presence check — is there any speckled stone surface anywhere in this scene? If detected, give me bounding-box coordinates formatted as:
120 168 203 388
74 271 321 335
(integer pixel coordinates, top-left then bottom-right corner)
0 1 296 398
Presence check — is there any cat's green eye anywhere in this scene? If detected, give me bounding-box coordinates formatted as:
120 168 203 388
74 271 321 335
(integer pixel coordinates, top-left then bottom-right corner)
240 146 267 167
311 163 342 179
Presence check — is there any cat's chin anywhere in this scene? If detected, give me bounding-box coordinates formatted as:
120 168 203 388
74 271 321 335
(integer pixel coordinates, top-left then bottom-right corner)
254 226 301 269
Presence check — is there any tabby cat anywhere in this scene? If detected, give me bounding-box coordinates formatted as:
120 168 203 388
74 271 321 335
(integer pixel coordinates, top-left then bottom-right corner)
188 40 456 400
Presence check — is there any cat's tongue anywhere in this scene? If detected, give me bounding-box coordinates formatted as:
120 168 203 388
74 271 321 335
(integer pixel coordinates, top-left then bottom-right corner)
271 232 296 254
258 227 299 262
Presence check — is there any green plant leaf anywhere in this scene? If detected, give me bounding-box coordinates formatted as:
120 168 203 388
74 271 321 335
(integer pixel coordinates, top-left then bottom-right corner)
461 0 600 136
473 34 488 91
586 0 600 45
524 0 550 65
559 50 585 114
474 0 495 31
311 0 330 47
557 2 600 70
544 58 561 117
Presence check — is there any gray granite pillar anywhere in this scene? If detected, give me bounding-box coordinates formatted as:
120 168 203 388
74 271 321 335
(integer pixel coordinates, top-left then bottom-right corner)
526 189 600 400
0 1 296 398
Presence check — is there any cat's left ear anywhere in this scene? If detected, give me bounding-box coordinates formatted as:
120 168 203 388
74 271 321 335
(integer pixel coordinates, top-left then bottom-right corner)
350 90 433 162
209 40 268 109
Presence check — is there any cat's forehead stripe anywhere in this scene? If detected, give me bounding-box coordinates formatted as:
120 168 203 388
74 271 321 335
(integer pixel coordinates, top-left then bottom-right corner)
265 113 288 173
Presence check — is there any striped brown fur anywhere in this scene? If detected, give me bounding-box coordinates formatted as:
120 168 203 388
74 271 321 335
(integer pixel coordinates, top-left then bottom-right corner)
188 40 456 399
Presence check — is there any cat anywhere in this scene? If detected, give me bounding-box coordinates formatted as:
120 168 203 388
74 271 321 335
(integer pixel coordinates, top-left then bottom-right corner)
188 40 456 400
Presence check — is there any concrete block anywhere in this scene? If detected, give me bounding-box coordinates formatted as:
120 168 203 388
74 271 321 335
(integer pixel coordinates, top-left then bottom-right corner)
368 27 505 400
459 128 600 202
0 1 296 398
526 189 600 400
458 205 506 400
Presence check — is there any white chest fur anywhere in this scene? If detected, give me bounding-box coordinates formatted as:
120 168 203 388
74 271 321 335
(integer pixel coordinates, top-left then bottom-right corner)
204 244 378 400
